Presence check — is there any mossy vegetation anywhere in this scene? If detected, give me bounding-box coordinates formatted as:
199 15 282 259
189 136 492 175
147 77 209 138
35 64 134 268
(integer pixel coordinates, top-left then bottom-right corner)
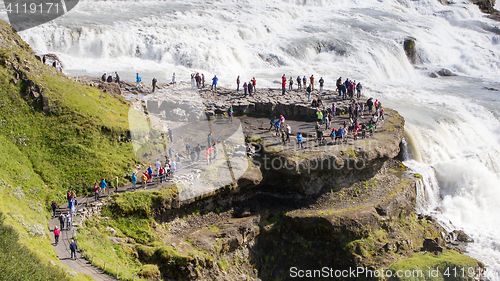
389 250 485 281
0 19 139 280
0 20 136 197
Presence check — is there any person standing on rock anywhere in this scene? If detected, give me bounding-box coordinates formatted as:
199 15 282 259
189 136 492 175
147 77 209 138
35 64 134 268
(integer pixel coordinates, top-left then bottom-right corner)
243 82 248 96
152 77 158 92
289 77 293 90
251 78 257 93
69 239 78 260
356 82 362 99
206 146 213 165
306 85 312 102
114 72 120 85
195 73 201 89
348 80 355 99
297 133 304 149
195 144 201 161
309 75 315 91
275 119 281 137
297 76 302 90
211 75 218 91
339 83 347 100
136 73 142 86
207 132 212 148
248 81 253 96
319 77 324 93
53 226 60 245
172 73 176 87
269 116 276 131
282 74 286 95
131 172 137 191
202 74 205 88
336 77 342 96
366 98 374 114
236 76 240 91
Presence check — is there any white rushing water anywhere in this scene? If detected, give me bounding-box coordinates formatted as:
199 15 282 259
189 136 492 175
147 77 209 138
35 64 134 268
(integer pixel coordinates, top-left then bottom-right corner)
4 0 500 278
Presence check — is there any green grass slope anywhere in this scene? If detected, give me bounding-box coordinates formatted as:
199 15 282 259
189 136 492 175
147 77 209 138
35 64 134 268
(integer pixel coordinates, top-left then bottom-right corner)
0 20 136 197
0 19 137 279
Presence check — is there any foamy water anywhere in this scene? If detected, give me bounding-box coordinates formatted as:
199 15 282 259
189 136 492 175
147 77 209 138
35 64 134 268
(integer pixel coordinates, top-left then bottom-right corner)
4 0 500 278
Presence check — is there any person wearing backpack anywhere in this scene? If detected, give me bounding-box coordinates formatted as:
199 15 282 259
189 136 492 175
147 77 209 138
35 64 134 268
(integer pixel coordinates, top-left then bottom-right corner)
59 213 65 230
307 85 312 102
69 239 78 260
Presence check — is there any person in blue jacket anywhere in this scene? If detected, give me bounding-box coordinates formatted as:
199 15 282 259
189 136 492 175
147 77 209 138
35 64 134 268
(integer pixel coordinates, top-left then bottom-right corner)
297 133 303 148
99 178 107 197
136 73 142 84
131 172 137 190
211 75 218 91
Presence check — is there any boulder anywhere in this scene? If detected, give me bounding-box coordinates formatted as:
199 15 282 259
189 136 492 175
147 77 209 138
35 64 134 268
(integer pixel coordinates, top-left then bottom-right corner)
422 238 444 254
437 68 457 77
452 230 474 243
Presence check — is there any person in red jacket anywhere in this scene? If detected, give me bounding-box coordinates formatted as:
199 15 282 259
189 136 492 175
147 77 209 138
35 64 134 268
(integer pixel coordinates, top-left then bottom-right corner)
281 74 286 95
53 226 61 245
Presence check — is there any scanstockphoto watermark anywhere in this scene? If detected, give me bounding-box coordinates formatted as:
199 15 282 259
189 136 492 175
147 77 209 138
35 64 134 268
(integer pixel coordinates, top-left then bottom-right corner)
290 267 423 279
4 0 79 31
289 266 485 279
128 86 249 201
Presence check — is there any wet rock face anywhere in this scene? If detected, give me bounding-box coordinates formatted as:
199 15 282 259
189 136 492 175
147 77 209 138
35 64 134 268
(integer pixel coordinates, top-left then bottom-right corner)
404 37 418 64
470 0 496 13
